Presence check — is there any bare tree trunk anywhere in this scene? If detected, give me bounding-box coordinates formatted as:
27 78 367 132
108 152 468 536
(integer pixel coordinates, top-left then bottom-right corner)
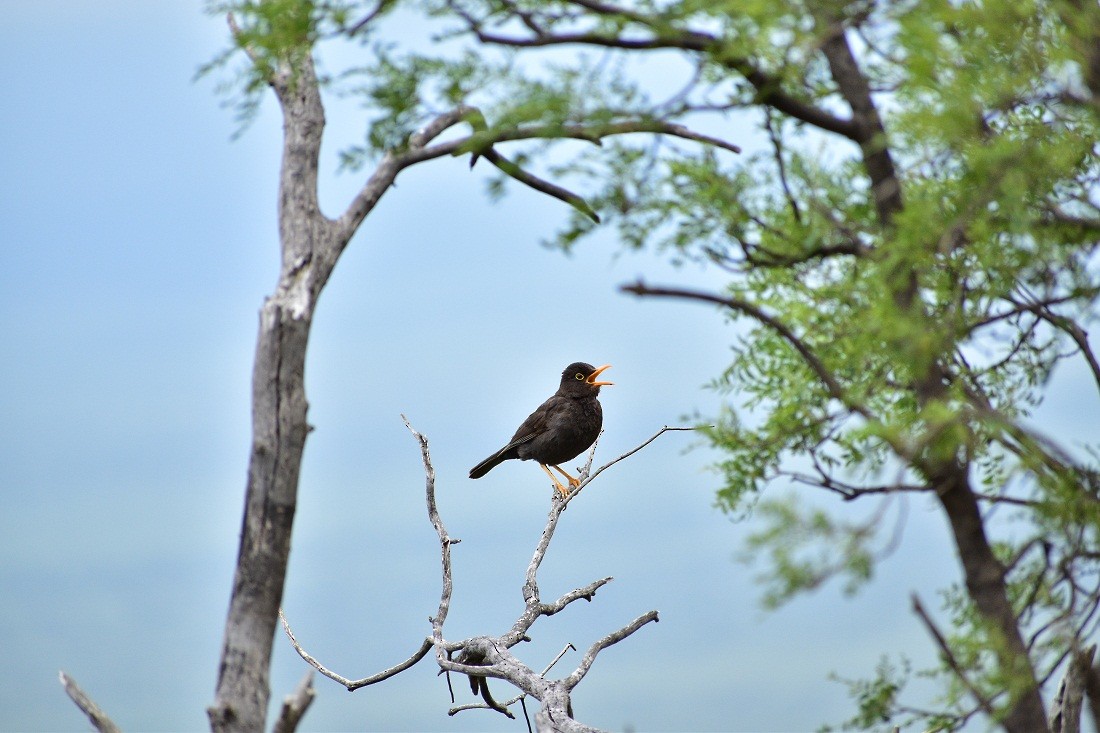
208 47 333 733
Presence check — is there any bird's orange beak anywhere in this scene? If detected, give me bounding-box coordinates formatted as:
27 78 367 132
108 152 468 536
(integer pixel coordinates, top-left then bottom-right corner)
586 364 613 387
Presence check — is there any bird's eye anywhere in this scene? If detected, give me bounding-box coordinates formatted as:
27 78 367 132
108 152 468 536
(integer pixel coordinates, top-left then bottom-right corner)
575 373 585 380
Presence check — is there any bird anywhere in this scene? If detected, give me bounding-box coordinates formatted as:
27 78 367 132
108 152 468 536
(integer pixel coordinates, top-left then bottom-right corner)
469 362 612 496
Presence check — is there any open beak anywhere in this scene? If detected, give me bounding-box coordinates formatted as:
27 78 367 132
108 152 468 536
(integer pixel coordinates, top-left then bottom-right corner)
585 364 613 387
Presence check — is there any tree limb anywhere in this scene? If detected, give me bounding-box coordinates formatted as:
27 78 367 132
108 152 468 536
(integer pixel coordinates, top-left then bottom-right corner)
279 610 432 691
583 425 701 487
59 671 121 733
621 281 877 425
1051 645 1096 733
449 0 857 138
911 595 996 718
278 417 679 729
337 108 741 243
563 611 660 690
817 24 903 226
271 670 315 733
480 148 601 223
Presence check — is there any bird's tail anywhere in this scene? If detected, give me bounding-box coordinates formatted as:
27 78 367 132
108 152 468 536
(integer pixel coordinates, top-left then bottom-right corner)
469 449 510 479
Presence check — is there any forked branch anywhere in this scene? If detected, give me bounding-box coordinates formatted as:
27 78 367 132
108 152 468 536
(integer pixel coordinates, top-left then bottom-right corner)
278 419 688 730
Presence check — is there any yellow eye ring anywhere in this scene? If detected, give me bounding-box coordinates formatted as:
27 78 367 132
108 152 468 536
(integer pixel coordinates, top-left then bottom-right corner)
575 373 585 380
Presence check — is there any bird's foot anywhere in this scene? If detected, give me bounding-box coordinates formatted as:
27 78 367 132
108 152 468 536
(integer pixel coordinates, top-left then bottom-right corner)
541 464 572 498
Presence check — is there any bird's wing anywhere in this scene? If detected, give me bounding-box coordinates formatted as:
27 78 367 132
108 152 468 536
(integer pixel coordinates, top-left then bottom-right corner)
506 394 559 446
496 431 537 454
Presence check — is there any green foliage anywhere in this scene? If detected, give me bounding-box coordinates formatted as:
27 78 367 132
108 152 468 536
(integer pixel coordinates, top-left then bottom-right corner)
412 0 1100 729
336 48 496 166
740 494 883 608
819 657 910 733
199 0 346 132
203 0 1100 728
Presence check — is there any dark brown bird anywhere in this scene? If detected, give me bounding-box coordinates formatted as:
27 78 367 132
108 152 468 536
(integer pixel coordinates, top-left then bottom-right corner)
469 362 613 496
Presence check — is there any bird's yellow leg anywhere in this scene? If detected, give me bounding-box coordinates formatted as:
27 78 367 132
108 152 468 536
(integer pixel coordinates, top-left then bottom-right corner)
549 464 581 489
539 464 571 497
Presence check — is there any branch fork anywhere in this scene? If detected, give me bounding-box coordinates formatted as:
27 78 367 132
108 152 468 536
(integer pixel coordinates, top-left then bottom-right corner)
278 418 690 729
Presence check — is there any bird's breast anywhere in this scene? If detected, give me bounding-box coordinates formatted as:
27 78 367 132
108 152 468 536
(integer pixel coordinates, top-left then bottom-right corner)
516 397 602 465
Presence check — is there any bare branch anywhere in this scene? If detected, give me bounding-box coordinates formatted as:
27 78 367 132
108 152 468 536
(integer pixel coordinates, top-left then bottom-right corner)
59 671 121 733
256 423 449 696
449 643 578 716
563 611 660 689
275 419 672 725
272 670 316 733
279 610 432 691
402 416 461 650
540 577 614 616
583 425 701 487
1051 645 1097 733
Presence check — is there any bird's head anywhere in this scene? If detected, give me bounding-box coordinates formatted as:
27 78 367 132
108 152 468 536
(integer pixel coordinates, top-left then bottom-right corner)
560 362 613 395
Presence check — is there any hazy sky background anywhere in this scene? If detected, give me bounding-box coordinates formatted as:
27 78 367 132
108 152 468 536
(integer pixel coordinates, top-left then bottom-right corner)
2 3 1095 732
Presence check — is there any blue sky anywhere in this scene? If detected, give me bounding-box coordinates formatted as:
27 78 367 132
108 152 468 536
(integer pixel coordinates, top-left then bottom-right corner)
2 3 1095 732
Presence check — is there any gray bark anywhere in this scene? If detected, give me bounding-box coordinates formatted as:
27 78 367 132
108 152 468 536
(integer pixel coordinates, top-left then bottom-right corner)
204 12 731 729
208 49 332 733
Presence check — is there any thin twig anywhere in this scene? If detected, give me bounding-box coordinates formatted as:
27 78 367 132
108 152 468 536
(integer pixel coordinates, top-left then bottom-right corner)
541 577 614 616
279 609 432 691
342 0 389 36
480 148 600 223
584 425 701 486
402 415 459 636
58 671 121 733
911 594 996 717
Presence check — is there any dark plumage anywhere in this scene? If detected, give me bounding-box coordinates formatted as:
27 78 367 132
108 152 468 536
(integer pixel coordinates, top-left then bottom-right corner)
469 362 612 496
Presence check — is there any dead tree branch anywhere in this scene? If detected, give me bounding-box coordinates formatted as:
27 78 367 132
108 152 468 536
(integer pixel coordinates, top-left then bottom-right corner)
279 611 433 691
563 610 661 690
59 671 121 733
278 419 684 731
271 670 315 733
1051 645 1097 733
